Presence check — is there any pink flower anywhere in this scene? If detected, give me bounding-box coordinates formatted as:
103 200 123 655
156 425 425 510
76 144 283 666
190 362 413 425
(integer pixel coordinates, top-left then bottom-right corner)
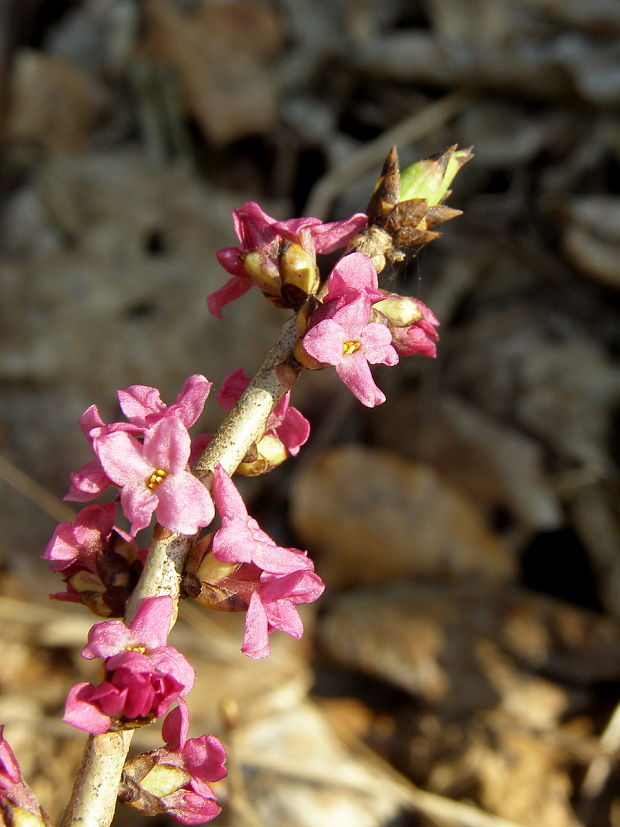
43 503 118 572
116 375 211 431
302 294 398 407
121 701 226 824
66 458 112 502
390 300 440 357
161 701 227 786
216 369 310 458
42 503 143 617
94 417 214 535
208 201 367 317
242 568 325 659
322 252 384 306
186 467 325 658
64 597 195 734
0 726 48 821
65 376 211 503
211 466 313 574
188 555 325 659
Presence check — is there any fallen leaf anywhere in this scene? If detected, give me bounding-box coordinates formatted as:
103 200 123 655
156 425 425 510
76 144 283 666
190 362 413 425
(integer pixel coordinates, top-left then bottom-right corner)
291 444 515 586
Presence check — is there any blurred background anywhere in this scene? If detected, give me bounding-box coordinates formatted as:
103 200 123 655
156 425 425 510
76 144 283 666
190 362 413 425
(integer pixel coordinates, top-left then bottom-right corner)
1 0 620 824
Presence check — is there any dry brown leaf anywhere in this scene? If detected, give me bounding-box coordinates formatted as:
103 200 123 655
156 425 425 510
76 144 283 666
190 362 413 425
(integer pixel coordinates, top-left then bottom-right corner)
563 196 620 288
291 444 515 587
378 394 562 531
473 728 579 827
231 700 408 827
318 580 620 713
141 0 281 144
7 49 109 156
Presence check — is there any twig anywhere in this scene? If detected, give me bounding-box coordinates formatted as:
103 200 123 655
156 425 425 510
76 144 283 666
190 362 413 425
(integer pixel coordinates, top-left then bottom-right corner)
244 750 529 827
59 316 301 827
0 454 75 523
304 88 472 219
324 712 530 827
580 700 620 799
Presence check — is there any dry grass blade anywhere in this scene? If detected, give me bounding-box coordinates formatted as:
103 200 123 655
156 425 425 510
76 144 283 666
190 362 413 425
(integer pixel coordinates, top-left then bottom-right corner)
304 88 472 219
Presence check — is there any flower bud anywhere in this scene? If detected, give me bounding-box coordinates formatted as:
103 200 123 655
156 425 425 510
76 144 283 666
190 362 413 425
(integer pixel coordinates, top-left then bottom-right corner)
120 755 194 817
2 803 49 827
360 145 472 266
372 295 423 327
293 336 327 371
399 145 473 205
56 533 144 618
183 536 254 612
279 242 320 307
237 434 288 476
242 251 282 298
372 293 440 357
120 702 225 824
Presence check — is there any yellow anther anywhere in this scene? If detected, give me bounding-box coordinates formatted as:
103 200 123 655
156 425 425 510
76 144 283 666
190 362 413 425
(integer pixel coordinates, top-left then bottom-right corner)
342 340 361 356
146 469 167 489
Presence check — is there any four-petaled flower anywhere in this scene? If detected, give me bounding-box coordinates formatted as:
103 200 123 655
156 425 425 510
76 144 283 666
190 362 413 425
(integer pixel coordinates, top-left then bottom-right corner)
203 466 325 658
302 294 399 407
242 567 325 659
121 700 226 824
94 417 214 536
208 201 367 317
64 596 195 734
66 375 211 503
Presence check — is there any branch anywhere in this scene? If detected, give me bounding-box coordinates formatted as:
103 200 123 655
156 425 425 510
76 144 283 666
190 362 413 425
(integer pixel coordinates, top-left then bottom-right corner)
59 316 301 827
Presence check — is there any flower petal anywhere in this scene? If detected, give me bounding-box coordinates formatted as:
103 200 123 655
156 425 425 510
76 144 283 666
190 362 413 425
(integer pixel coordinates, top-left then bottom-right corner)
129 595 174 649
95 431 151 486
207 275 251 318
310 214 368 253
118 385 165 425
82 618 130 659
302 318 347 366
64 683 112 734
121 482 158 536
335 353 386 407
241 592 270 659
361 323 399 365
155 473 214 536
143 418 191 475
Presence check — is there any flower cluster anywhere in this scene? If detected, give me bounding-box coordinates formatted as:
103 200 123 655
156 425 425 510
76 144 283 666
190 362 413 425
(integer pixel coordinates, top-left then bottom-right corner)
185 465 325 659
64 596 194 734
42 501 145 617
66 374 215 535
22 144 467 825
205 145 466 408
208 201 367 316
120 700 227 824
